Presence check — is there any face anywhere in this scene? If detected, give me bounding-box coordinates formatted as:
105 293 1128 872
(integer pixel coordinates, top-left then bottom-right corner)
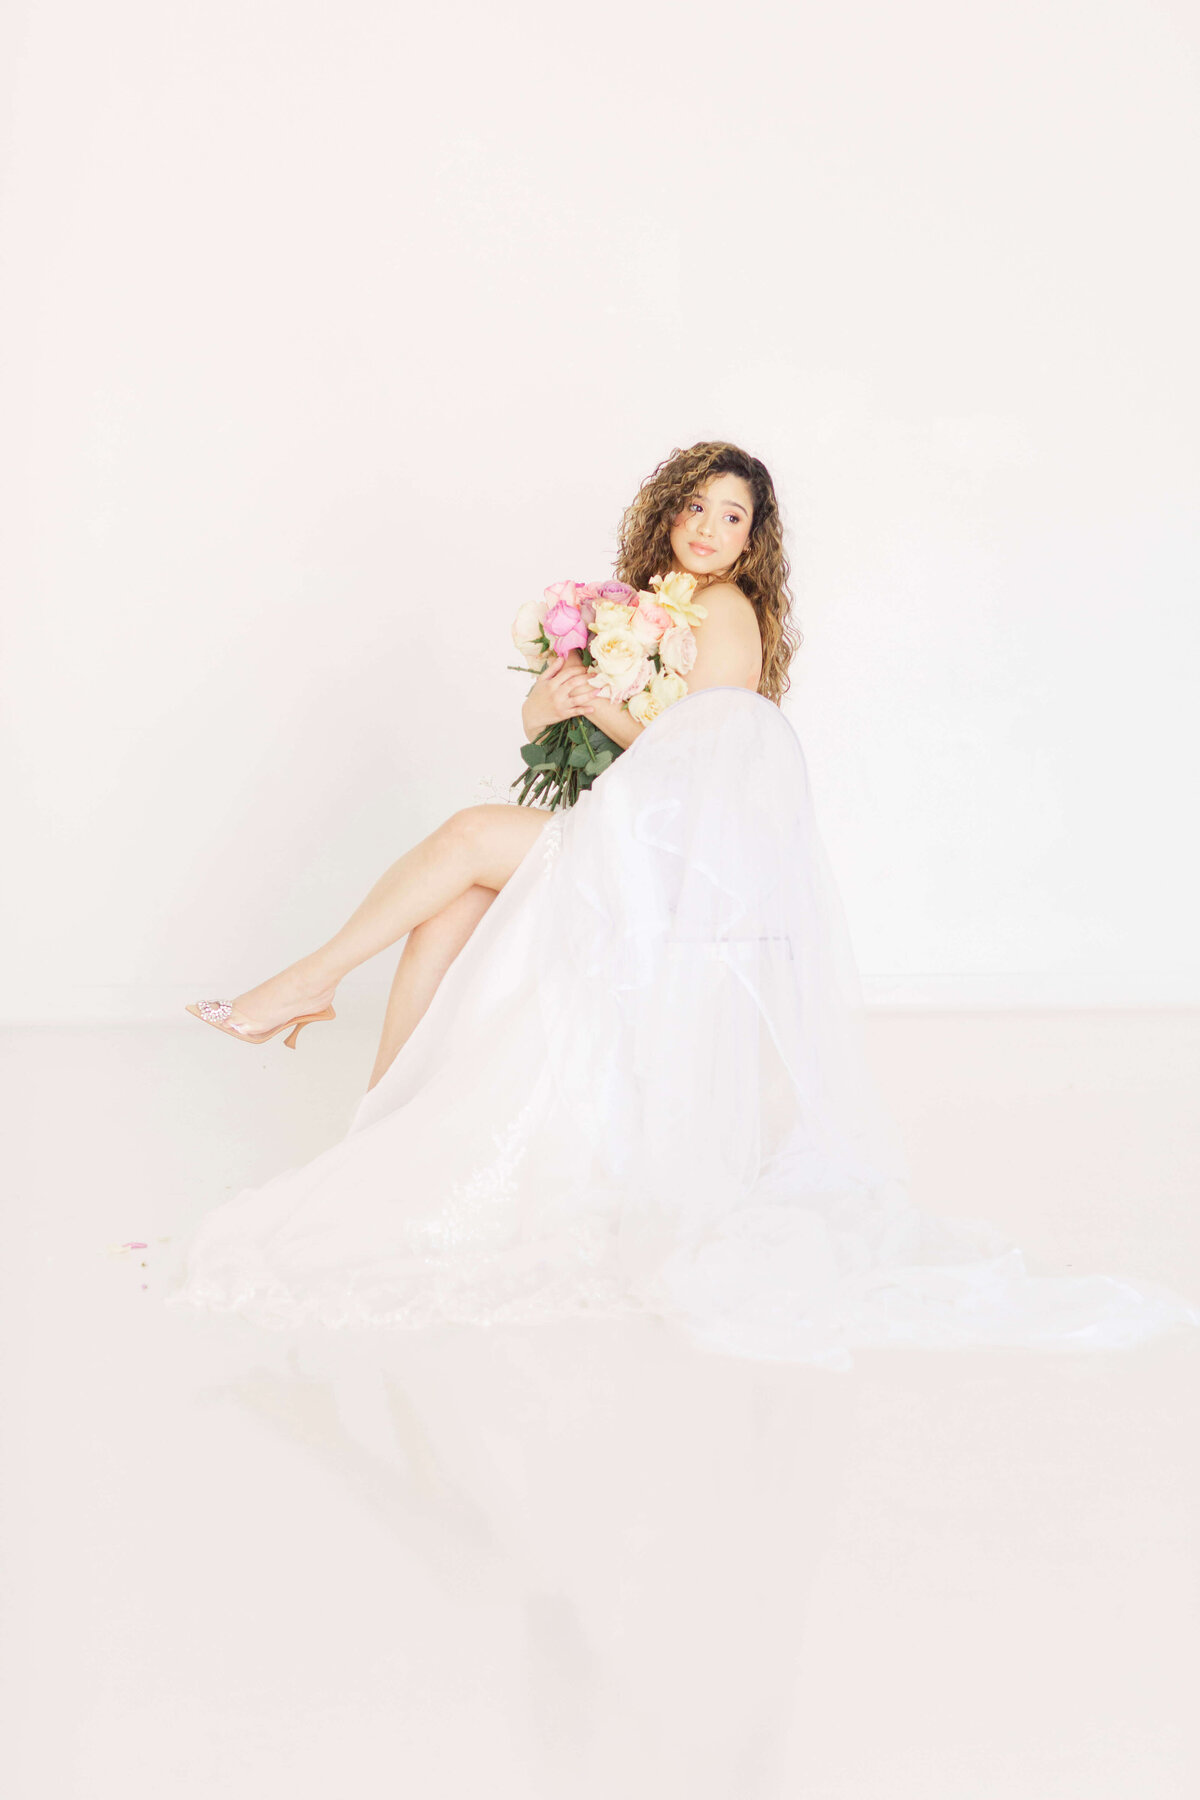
669 473 754 580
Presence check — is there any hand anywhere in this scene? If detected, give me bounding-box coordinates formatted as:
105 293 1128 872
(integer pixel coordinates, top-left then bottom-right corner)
523 650 597 739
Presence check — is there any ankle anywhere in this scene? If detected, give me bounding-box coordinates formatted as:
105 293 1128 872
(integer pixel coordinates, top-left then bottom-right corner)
293 951 343 998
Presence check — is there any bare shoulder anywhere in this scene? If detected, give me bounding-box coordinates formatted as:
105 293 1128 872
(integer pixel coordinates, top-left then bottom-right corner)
689 582 763 690
698 579 754 613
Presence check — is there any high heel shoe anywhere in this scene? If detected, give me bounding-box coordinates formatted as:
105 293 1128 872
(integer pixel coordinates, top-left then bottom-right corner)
185 998 337 1049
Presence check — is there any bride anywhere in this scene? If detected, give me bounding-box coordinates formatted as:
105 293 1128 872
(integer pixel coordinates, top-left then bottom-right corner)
167 442 1200 1370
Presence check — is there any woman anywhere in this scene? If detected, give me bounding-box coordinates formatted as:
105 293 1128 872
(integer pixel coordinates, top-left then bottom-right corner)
167 443 1199 1369
185 445 783 1090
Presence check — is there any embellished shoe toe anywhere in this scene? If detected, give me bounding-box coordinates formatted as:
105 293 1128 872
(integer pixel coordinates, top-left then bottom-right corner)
185 997 336 1049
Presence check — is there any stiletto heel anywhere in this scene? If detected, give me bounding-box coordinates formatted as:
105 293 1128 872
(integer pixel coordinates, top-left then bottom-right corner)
185 999 337 1048
283 1007 336 1049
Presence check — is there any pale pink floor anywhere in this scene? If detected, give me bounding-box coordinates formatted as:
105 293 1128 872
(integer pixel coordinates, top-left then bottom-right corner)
2 1011 1197 1799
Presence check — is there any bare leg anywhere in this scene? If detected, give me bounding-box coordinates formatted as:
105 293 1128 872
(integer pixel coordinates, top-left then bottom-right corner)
230 804 551 1029
366 884 498 1091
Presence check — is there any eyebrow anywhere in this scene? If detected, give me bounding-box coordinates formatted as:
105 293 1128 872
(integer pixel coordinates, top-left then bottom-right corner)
695 495 749 515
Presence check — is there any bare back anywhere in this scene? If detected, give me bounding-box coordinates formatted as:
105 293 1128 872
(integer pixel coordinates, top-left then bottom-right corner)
687 580 764 695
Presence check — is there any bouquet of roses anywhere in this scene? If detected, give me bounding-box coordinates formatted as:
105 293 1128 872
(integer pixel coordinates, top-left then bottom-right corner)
508 571 707 810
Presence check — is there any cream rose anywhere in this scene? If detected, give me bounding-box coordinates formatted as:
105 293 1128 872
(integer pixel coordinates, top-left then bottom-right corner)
626 688 663 726
591 599 637 635
589 626 653 703
591 626 645 680
590 661 654 705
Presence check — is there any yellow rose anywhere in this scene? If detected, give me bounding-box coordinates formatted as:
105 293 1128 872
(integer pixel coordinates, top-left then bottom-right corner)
652 570 696 608
648 570 708 627
648 669 689 710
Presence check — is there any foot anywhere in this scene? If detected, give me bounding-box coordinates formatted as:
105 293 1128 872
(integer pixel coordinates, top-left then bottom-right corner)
226 959 339 1033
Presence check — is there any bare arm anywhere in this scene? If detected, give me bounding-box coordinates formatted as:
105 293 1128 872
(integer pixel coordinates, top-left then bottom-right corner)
585 694 645 750
523 649 646 749
554 587 760 745
521 586 761 750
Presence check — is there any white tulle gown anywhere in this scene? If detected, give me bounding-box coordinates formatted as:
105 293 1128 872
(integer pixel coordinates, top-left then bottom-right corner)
163 687 1200 1371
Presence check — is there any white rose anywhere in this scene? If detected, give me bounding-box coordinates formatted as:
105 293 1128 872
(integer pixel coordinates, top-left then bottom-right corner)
658 624 697 676
512 598 546 645
648 669 689 710
512 598 549 669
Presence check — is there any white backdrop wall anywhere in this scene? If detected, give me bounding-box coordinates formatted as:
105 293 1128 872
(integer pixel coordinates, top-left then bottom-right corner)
2 0 1197 1022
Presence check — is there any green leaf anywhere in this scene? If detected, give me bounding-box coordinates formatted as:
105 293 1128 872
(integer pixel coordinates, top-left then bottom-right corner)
585 724 623 757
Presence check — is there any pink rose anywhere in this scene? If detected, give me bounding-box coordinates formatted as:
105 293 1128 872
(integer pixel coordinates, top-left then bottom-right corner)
630 594 672 647
658 623 697 676
544 595 589 655
543 579 581 608
595 580 637 605
546 579 599 630
573 584 598 626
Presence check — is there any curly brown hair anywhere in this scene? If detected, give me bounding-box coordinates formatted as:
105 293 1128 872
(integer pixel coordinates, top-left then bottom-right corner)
613 441 801 704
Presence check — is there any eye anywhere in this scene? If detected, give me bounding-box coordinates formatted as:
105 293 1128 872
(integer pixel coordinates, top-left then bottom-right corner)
725 514 741 525
688 501 703 513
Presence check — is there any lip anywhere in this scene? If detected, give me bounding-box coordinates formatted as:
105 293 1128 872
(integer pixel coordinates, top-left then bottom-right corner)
688 541 716 556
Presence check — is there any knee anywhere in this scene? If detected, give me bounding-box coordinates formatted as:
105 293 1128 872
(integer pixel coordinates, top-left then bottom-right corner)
440 805 495 859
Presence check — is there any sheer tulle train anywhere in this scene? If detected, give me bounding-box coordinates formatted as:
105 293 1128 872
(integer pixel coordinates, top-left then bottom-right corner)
163 688 1200 1371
